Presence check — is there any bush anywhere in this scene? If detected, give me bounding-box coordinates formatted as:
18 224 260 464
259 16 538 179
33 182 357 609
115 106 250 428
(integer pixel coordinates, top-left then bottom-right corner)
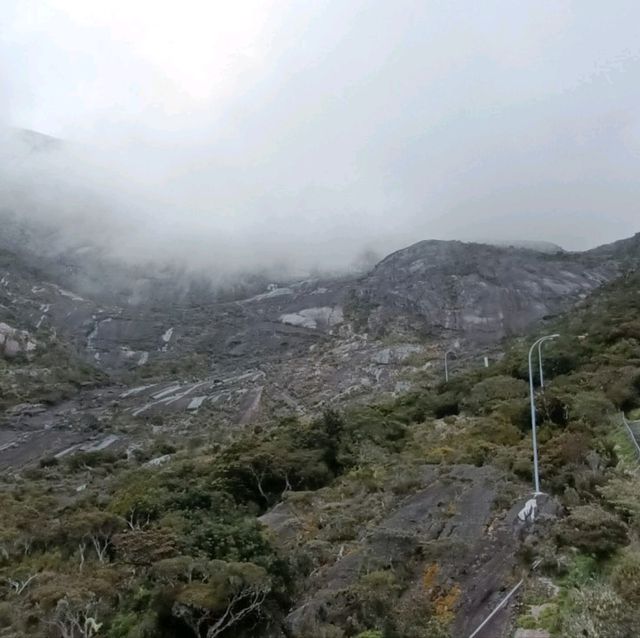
599 475 640 530
560 583 638 638
473 418 522 446
462 375 528 415
39 456 59 468
0 601 13 628
592 366 640 411
170 560 274 637
540 340 582 378
492 398 531 430
66 450 122 471
611 548 640 604
183 516 280 570
348 570 400 632
538 392 570 427
555 504 628 557
430 392 460 418
569 391 615 428
342 406 408 454
543 431 592 470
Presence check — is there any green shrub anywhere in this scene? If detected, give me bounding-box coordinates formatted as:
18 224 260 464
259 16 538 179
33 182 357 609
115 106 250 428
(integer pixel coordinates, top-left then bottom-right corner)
538 392 570 427
559 554 599 588
599 475 640 529
560 583 638 638
463 375 528 415
107 612 149 638
555 504 628 557
611 548 640 604
39 456 59 468
594 366 640 411
569 391 615 428
348 570 400 631
0 601 13 628
540 339 582 378
473 417 522 446
543 430 592 470
66 450 122 471
342 406 408 455
431 392 460 418
183 516 280 570
492 398 531 430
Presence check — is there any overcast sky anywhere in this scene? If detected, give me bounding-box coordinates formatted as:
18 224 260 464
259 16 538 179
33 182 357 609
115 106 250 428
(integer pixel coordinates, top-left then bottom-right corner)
2 1 640 274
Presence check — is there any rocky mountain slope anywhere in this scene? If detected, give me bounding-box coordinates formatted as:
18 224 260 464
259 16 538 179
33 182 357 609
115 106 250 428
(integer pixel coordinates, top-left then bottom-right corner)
1 224 638 467
2 136 640 638
1 246 640 638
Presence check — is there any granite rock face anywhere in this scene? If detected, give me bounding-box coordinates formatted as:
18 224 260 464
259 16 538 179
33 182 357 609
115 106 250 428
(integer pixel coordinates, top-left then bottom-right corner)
350 239 621 343
1 228 638 426
263 464 541 638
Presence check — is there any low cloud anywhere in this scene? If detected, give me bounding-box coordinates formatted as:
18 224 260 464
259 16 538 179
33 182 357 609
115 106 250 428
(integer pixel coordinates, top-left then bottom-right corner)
2 1 640 281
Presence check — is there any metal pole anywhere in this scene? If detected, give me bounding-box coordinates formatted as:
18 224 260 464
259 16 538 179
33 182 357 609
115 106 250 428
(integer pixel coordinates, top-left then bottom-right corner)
467 559 542 638
528 341 541 495
467 578 524 638
538 340 545 390
528 334 559 495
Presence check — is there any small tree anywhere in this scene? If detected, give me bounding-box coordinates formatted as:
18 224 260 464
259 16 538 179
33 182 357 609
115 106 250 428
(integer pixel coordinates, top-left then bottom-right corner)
112 527 177 566
108 471 170 527
151 555 205 586
172 560 271 638
66 511 125 564
48 597 102 638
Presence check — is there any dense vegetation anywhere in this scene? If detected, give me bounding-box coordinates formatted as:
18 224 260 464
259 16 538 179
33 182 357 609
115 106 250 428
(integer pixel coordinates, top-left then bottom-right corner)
2 272 640 637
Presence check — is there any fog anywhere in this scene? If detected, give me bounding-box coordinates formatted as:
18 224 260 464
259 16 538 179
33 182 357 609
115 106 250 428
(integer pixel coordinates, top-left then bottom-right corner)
2 1 640 278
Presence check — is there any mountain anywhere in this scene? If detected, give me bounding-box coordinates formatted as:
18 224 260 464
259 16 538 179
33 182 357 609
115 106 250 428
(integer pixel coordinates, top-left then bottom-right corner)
0 225 637 428
346 239 619 342
1 228 640 637
2 144 640 636
0 225 636 475
0 127 61 154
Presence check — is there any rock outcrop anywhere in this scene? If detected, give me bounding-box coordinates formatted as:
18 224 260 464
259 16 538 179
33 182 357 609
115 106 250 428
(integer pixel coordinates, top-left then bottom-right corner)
0 322 36 358
350 240 620 343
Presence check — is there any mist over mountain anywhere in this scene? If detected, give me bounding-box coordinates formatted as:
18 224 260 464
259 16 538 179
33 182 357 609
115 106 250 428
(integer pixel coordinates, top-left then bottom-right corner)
2 124 638 294
3 1 640 280
3 4 640 638
0 126 408 281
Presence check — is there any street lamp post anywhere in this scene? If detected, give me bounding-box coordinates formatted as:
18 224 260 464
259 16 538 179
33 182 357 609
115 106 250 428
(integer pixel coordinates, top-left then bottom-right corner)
538 340 546 390
528 334 559 495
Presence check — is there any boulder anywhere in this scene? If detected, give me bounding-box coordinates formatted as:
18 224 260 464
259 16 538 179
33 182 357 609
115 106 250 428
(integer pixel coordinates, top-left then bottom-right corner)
0 322 37 359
